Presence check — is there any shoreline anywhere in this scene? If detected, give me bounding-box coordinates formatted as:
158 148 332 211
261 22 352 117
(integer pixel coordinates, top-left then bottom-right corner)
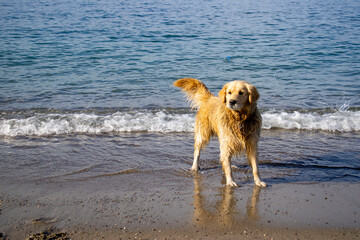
0 132 359 239
1 179 359 239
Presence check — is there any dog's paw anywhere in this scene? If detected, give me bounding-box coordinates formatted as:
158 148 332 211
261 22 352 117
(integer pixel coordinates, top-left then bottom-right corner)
255 180 267 187
190 166 199 172
226 180 239 187
231 165 239 169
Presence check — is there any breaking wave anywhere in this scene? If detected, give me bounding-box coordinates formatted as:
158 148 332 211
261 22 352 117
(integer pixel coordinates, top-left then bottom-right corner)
0 109 359 136
262 110 360 132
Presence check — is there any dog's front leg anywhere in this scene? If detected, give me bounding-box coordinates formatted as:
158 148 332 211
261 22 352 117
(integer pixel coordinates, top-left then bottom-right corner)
220 151 238 187
247 146 267 187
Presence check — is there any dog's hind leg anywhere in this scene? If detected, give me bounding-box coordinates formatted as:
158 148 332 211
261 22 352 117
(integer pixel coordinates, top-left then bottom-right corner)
191 147 201 172
191 123 210 172
191 133 206 171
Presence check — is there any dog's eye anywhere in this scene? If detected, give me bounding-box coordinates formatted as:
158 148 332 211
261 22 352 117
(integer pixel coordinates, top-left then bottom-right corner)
228 91 232 95
239 91 244 95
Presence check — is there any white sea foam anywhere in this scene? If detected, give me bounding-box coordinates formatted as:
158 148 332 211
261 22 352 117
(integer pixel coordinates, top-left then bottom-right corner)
262 110 360 132
0 110 359 136
0 111 195 136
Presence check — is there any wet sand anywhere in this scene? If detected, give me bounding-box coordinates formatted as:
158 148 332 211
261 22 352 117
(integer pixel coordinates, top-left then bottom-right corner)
1 171 359 239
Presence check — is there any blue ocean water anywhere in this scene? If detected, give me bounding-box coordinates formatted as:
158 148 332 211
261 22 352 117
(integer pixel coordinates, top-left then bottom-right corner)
0 0 359 184
1 0 359 112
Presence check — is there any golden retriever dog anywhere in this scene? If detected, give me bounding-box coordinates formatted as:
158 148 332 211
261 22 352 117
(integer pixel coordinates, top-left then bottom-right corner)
174 78 266 187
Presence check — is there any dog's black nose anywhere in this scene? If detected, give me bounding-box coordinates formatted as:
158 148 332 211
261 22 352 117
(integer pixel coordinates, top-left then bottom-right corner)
229 100 237 105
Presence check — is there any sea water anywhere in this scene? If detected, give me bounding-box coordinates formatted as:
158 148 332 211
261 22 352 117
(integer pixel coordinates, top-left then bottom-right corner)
0 0 359 185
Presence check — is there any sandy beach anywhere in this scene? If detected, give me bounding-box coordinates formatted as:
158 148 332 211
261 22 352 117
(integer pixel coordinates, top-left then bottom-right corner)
1 170 359 239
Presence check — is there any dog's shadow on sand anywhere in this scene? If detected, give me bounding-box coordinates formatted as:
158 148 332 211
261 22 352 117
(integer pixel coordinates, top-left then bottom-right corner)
192 174 262 229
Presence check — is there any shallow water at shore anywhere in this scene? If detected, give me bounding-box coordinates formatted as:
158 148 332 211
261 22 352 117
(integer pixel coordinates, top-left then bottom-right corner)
0 130 359 185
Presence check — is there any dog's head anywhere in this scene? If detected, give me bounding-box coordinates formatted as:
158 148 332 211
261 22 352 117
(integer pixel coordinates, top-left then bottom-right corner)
219 81 259 112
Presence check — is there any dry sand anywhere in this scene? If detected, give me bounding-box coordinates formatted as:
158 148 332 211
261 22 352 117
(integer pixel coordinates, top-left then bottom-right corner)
0 171 359 239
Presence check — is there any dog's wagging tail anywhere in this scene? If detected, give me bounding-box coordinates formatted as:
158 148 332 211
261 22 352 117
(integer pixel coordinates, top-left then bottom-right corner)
174 78 267 187
173 78 213 109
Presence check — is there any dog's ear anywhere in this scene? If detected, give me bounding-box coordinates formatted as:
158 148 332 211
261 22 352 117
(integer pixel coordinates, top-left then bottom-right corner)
247 84 259 103
218 83 228 103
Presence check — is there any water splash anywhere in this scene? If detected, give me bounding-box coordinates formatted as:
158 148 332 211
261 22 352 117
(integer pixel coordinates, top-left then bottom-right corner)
337 99 351 112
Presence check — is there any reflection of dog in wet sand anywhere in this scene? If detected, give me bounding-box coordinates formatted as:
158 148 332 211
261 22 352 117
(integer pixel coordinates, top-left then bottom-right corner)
174 78 266 187
192 175 261 229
